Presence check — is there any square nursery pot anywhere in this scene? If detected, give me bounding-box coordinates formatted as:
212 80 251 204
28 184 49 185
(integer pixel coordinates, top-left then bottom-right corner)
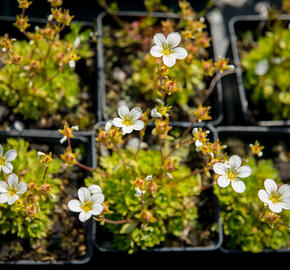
0 16 97 131
228 14 290 127
91 121 223 253
96 11 224 126
0 129 95 265
216 125 290 253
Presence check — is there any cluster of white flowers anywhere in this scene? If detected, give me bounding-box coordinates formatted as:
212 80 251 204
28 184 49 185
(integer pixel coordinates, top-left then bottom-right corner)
213 155 290 214
0 145 27 205
68 185 104 222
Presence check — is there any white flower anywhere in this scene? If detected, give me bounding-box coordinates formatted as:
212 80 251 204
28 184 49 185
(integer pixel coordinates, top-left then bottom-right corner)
68 187 104 222
151 108 162 118
105 120 113 132
48 14 53 22
213 155 252 193
195 140 203 148
258 179 290 213
0 145 17 174
255 59 269 76
88 184 102 195
0 174 27 205
74 37 81 48
112 106 145 134
69 60 76 68
145 175 153 182
135 187 146 197
150 32 188 67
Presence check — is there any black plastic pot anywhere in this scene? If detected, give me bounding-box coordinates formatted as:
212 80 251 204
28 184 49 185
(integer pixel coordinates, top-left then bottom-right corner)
96 11 224 126
91 121 223 253
216 125 290 253
0 129 95 265
0 16 97 130
228 15 290 127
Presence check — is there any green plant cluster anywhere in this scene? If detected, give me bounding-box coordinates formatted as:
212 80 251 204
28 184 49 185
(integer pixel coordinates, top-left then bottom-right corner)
102 1 214 121
0 22 93 128
242 22 290 120
85 148 200 253
0 139 62 240
214 157 290 252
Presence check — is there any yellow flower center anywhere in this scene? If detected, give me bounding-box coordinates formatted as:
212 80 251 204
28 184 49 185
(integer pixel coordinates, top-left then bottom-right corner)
162 45 173 56
0 156 6 166
122 116 134 127
269 192 282 204
226 170 237 180
8 186 17 196
81 201 93 213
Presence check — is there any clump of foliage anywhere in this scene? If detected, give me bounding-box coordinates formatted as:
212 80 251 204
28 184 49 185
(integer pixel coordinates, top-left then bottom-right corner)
85 147 201 252
101 0 231 121
0 138 62 241
241 21 290 120
0 0 94 129
214 156 290 253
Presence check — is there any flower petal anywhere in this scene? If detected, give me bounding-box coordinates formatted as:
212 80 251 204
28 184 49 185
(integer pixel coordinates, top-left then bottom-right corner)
162 54 176 67
60 136 67 144
258 189 270 204
68 199 81 212
8 194 19 205
0 193 9 203
17 182 27 194
268 202 282 213
217 175 230 188
166 32 181 48
173 47 188 59
92 193 105 204
0 145 3 156
153 33 166 47
78 187 91 203
2 163 13 174
264 178 277 194
0 181 8 192
132 120 144 131
231 180 246 193
129 107 142 121
90 203 104 216
112 117 122 128
8 174 18 187
150 45 163 57
4 150 17 162
118 106 129 119
279 184 290 197
229 155 242 171
88 185 102 195
79 211 91 222
122 125 134 134
237 165 252 178
213 162 226 175
281 198 290 210
105 120 113 131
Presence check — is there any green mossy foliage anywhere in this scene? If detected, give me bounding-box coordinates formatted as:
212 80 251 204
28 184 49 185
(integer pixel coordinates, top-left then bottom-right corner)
0 23 93 123
0 139 62 240
214 157 290 252
85 148 200 253
242 22 290 120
